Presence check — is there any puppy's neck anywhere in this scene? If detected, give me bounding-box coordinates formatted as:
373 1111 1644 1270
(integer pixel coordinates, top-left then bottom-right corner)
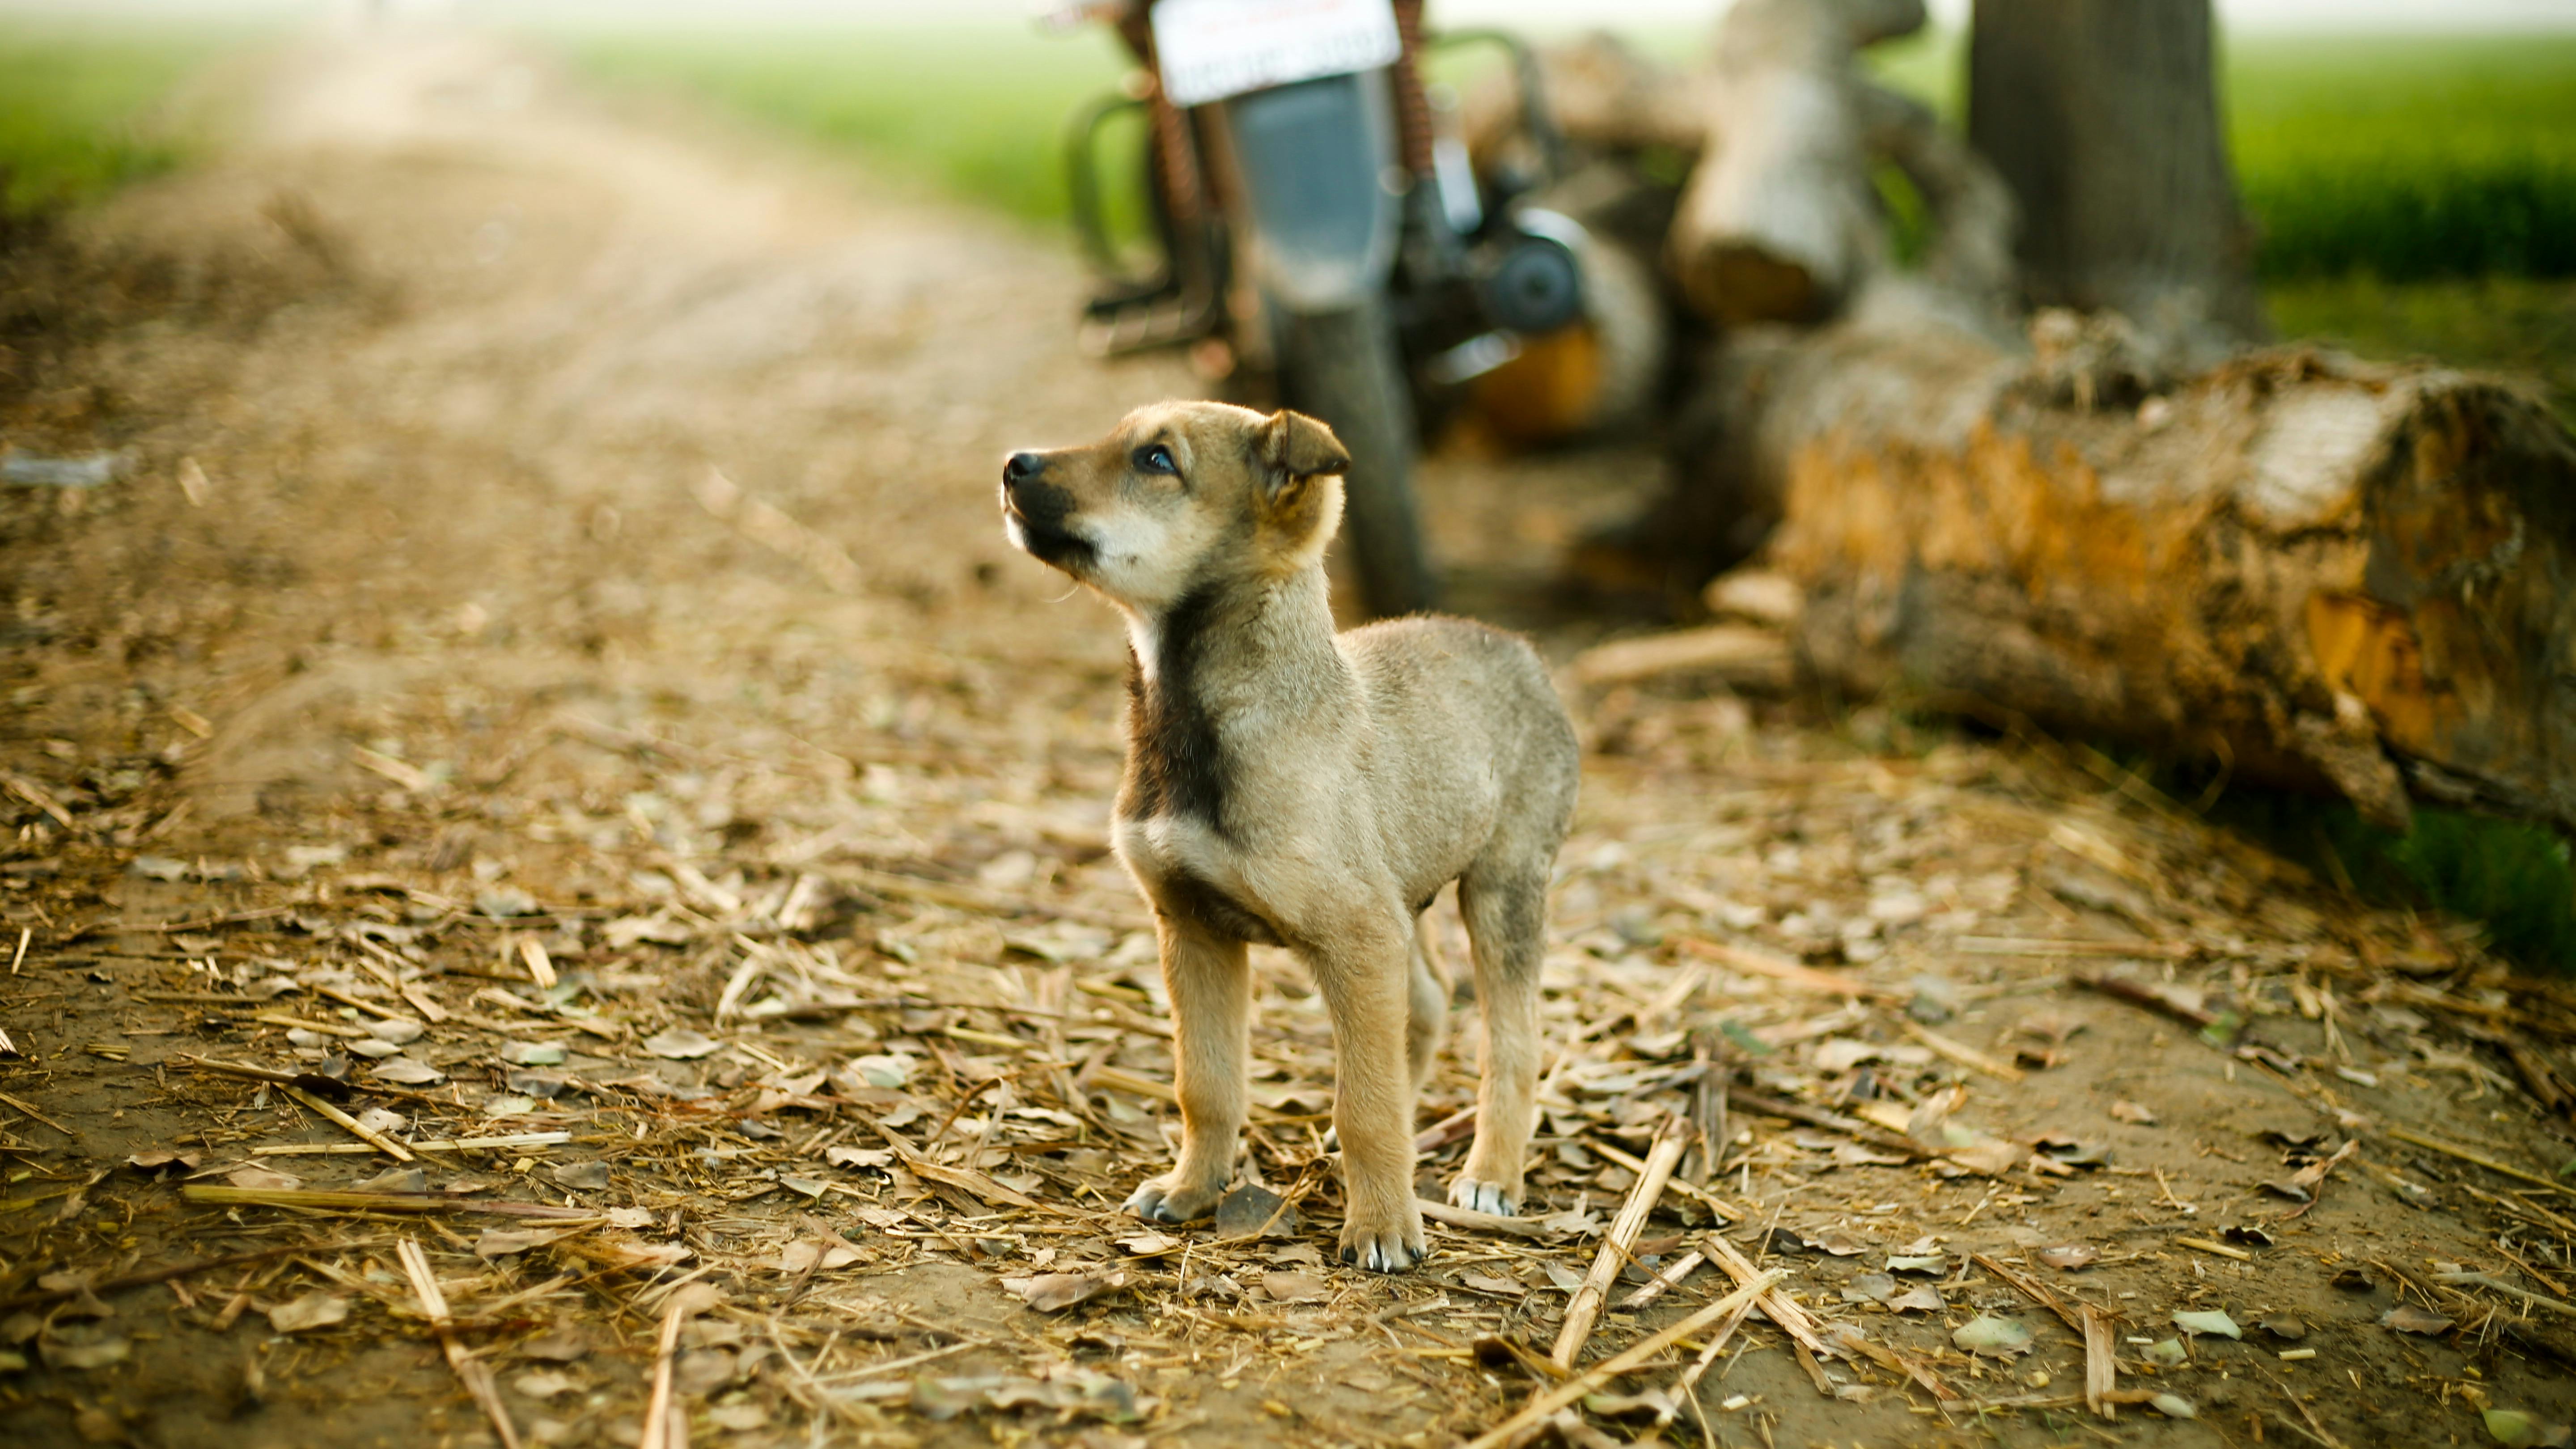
1116 565 1340 830
1123 565 1334 681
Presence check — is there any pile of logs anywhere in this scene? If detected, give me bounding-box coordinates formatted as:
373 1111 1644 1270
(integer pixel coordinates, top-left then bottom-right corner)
1475 0 2576 834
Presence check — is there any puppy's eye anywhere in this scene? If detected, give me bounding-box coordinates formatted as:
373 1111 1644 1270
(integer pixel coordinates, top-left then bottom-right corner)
1132 444 1178 477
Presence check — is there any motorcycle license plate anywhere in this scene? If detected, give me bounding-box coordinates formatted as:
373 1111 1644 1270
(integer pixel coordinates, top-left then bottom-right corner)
1150 0 1402 107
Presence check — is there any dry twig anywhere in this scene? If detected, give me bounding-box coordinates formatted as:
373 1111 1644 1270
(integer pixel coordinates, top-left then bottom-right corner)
397 1238 522 1449
1418 1200 1563 1241
1553 1117 1686 1368
0 1241 342 1313
281 1084 416 1162
2385 1126 2571 1195
1620 1249 1705 1310
1676 936 1891 1000
0 1089 73 1136
638 1290 691 1449
1463 1270 1784 1449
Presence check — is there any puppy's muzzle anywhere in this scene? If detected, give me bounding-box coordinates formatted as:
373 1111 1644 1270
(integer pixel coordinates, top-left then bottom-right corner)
999 451 1096 572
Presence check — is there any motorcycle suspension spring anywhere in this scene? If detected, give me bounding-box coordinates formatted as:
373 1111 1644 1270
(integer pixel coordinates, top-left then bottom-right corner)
1390 0 1437 181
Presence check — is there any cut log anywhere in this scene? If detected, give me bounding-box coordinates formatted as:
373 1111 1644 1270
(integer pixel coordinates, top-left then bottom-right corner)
1481 17 2008 334
1684 291 2576 831
1668 0 1919 323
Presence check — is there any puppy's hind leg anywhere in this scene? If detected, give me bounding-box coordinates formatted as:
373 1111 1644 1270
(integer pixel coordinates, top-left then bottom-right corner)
1405 908 1450 1091
1124 920 1249 1224
1451 860 1548 1217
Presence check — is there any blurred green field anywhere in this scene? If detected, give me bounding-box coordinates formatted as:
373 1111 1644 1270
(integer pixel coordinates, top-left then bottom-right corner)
561 22 1134 226
11 14 2568 289
556 23 2576 286
0 23 251 216
2230 35 2576 282
1875 30 2576 283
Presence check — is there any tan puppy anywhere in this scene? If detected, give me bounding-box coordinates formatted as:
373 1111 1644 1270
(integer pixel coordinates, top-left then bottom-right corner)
998 401 1579 1271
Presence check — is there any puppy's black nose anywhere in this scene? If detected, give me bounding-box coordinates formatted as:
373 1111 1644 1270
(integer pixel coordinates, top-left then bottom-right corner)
1003 452 1047 489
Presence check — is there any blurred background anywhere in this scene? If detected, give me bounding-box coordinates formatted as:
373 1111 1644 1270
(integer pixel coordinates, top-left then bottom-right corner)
2 0 2572 969
5 0 2569 416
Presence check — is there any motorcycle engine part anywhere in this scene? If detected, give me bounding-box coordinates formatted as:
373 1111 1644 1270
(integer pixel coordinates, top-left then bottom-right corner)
1432 132 1482 236
1462 231 1670 448
1474 218 1584 336
1068 88 1227 356
1425 331 1521 386
1222 70 1403 314
1424 77 1483 236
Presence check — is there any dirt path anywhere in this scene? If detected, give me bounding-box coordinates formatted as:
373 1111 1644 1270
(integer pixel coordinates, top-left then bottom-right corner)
4 26 2575 1449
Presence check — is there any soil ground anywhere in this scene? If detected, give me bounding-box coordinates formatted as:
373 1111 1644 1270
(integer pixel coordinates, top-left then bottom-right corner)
4 27 2576 1449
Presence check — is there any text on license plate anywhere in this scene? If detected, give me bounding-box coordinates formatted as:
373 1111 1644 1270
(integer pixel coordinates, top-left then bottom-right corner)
1150 0 1402 107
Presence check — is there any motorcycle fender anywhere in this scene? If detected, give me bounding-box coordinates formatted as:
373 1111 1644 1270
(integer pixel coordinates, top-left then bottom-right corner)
1218 71 1402 315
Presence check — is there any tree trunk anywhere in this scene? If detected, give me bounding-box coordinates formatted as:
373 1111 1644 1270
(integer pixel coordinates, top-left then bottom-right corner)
1968 0 2265 356
1678 300 2576 832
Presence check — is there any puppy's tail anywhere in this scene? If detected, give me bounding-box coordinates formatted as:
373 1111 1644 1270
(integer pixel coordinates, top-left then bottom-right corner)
1407 907 1452 1088
1413 910 1451 996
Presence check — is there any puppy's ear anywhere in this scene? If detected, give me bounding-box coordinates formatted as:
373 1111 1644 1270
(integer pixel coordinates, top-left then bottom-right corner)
1253 409 1351 500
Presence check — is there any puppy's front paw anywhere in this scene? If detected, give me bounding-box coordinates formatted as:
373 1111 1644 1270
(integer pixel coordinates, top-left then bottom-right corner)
1338 1200 1427 1273
1447 1176 1520 1217
1123 1172 1224 1224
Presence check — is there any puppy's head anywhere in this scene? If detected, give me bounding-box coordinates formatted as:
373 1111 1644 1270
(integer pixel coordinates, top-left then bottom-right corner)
999 401 1351 614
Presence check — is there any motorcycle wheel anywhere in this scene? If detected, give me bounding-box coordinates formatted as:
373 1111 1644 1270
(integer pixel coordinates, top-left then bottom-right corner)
1272 297 1438 618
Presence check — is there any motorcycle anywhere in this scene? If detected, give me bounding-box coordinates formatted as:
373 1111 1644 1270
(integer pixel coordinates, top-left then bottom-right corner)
1050 0 1586 617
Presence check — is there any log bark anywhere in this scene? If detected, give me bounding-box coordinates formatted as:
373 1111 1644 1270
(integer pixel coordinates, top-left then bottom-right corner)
1692 293 2576 831
1968 0 2265 356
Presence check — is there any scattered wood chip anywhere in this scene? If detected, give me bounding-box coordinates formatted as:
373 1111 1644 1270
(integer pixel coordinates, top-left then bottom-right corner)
1015 1271 1132 1313
2381 1303 2456 1335
267 1292 351 1334
1953 1314 2034 1358
2173 1309 2241 1339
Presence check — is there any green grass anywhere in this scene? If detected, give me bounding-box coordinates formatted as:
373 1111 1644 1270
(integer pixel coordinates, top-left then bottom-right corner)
2230 35 2576 281
0 24 249 216
1862 30 2576 283
2198 787 2576 975
559 22 1135 226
